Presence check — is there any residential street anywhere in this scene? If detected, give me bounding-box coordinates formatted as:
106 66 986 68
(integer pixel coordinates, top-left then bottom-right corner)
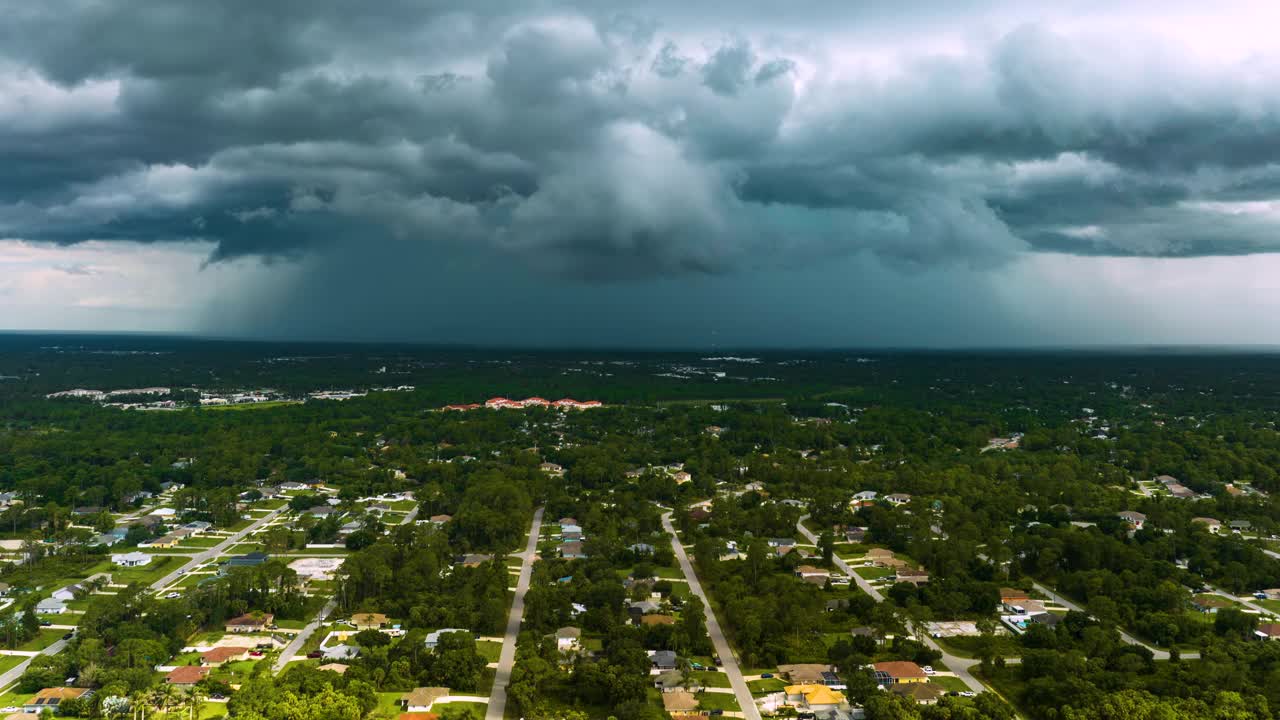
793 517 987 693
150 507 287 592
662 512 761 720
273 597 338 672
1027 580 1200 660
0 637 69 690
485 506 544 720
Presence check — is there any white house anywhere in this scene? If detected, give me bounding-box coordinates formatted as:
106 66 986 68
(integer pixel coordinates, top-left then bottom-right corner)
52 585 80 602
36 598 67 615
425 629 469 650
555 627 581 652
112 552 153 567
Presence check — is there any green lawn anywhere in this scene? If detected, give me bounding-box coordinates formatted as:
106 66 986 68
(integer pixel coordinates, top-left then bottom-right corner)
0 653 28 675
371 692 404 719
433 701 487 719
476 640 502 663
694 692 740 712
748 678 786 694
690 670 731 688
937 634 1021 659
12 627 67 651
855 566 894 579
1256 599 1280 614
931 675 972 692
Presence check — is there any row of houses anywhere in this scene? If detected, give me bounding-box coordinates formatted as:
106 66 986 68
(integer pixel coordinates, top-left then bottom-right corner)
441 397 604 411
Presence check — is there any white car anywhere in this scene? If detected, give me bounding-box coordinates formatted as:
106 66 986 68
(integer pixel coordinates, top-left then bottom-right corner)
923 666 935 675
2 707 20 713
165 592 181 599
959 691 976 697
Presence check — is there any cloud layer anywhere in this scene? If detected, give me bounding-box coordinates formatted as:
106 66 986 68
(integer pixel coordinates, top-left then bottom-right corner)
3 1 1280 343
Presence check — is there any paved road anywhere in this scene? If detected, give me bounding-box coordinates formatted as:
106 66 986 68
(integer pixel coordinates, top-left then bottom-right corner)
273 597 338 672
794 517 987 693
1026 580 1200 660
150 507 287 592
663 512 761 720
0 637 70 689
0 508 284 694
485 507 544 720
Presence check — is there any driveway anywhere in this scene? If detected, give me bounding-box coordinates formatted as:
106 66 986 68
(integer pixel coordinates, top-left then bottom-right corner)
662 512 761 720
485 506 544 720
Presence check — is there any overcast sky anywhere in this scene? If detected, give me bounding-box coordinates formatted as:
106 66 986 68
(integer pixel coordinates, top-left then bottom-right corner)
4 0 1280 347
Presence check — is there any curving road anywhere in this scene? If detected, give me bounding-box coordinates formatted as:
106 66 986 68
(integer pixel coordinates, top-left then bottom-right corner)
662 512 761 720
794 516 988 693
485 506 544 720
1026 580 1200 660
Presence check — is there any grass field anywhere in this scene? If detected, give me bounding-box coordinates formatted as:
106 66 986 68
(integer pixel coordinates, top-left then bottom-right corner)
476 640 502 663
694 692 740 712
690 670 731 688
748 678 786 694
855 566 894 579
200 400 303 412
930 675 972 692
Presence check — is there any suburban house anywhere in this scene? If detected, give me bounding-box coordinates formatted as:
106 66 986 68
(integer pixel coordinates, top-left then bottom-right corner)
795 566 830 581
352 613 389 631
220 552 269 575
896 567 931 585
401 687 449 713
844 527 868 543
891 682 948 705
554 627 581 652
428 514 452 526
1000 588 1031 605
52 585 82 602
650 650 678 671
851 627 886 645
182 521 213 534
36 599 67 615
23 688 91 714
165 666 211 686
456 554 493 568
873 661 928 685
289 557 345 582
866 548 897 566
885 493 912 506
768 538 796 549
201 646 249 665
425 629 469 650
1192 517 1222 534
1229 520 1252 533
112 551 152 567
779 664 834 685
653 669 687 693
1117 511 1147 530
1254 623 1280 641
225 612 274 632
783 684 847 712
560 542 587 560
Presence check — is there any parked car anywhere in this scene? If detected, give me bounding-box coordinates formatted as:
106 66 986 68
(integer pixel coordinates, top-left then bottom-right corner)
249 651 264 657
923 666 936 675
62 633 74 640
165 592 181 599
307 651 323 659
959 691 976 697
760 673 774 679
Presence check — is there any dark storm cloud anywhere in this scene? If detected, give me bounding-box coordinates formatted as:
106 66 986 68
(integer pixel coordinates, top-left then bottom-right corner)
4 0 1280 286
